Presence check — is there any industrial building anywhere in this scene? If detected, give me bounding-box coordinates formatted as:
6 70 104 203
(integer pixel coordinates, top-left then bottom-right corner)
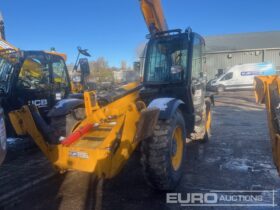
205 31 280 79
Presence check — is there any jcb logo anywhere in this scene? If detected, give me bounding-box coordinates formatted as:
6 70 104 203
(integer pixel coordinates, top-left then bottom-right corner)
28 99 48 108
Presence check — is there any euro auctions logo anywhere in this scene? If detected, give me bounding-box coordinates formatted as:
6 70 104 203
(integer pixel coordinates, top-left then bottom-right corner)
167 192 218 205
166 190 277 207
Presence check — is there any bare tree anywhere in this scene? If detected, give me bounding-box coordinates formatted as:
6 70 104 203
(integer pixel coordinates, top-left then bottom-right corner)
121 60 127 70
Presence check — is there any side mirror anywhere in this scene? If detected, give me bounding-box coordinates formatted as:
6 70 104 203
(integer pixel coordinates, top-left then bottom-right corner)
77 47 91 57
79 58 90 76
78 58 90 85
171 65 183 74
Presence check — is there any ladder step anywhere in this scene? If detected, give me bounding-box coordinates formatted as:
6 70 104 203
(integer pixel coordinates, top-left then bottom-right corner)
83 136 104 141
100 123 116 127
95 127 112 131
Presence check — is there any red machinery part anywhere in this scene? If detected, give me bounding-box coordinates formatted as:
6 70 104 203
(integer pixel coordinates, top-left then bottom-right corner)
61 124 93 146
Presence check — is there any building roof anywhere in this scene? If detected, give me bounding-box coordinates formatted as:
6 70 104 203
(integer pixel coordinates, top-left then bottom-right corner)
205 31 280 52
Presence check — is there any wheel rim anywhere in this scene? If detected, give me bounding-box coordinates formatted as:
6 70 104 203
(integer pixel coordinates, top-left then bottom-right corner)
171 126 184 171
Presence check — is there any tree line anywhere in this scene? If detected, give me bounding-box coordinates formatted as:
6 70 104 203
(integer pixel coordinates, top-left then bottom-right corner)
68 57 132 83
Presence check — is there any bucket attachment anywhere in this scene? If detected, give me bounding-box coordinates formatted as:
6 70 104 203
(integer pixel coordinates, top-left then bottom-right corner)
255 75 280 173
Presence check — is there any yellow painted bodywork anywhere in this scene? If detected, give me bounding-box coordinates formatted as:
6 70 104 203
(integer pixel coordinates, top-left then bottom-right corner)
44 51 67 61
71 81 84 93
254 75 280 174
0 38 17 51
0 38 19 63
140 0 168 33
206 108 211 132
9 82 157 179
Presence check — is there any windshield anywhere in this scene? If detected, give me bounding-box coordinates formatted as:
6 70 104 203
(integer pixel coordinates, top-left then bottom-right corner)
144 35 188 83
0 56 15 94
17 52 68 90
18 54 50 90
52 56 68 85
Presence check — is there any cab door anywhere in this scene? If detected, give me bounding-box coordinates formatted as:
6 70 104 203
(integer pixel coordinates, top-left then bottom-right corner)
15 52 52 118
191 33 206 119
49 54 71 104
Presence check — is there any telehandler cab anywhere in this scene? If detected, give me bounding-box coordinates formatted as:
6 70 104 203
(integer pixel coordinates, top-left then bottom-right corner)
138 0 212 189
0 47 88 163
0 13 92 165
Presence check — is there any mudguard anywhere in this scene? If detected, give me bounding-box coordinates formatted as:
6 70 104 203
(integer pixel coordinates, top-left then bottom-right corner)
0 108 7 166
47 98 84 118
68 93 84 100
148 98 185 120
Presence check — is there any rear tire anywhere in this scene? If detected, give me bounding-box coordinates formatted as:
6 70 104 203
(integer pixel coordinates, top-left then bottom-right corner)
0 140 6 165
141 110 187 190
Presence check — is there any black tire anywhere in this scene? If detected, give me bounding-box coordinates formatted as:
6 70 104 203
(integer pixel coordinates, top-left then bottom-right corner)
0 116 7 166
0 137 6 166
50 107 85 138
141 110 187 190
217 85 225 93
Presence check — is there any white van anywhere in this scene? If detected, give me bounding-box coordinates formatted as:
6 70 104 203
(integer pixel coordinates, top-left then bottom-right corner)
208 62 277 92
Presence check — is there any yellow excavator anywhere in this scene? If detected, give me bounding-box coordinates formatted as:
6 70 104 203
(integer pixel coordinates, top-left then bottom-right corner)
5 0 212 191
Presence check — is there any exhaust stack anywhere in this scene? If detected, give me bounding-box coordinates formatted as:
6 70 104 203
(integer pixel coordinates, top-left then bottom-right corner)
0 12 5 40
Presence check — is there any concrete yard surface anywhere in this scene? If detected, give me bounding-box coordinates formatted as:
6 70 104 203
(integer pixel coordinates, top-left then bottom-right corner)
102 91 280 210
0 91 280 210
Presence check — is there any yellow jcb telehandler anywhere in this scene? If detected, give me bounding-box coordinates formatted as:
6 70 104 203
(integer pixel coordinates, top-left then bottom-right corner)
3 0 213 191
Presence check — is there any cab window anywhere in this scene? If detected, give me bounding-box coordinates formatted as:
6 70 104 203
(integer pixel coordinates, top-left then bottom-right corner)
18 55 49 90
0 57 14 93
192 35 203 79
51 57 68 85
144 35 188 82
221 72 233 81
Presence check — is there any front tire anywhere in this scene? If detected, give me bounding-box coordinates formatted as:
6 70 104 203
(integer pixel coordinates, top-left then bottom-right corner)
0 116 7 166
141 110 187 190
